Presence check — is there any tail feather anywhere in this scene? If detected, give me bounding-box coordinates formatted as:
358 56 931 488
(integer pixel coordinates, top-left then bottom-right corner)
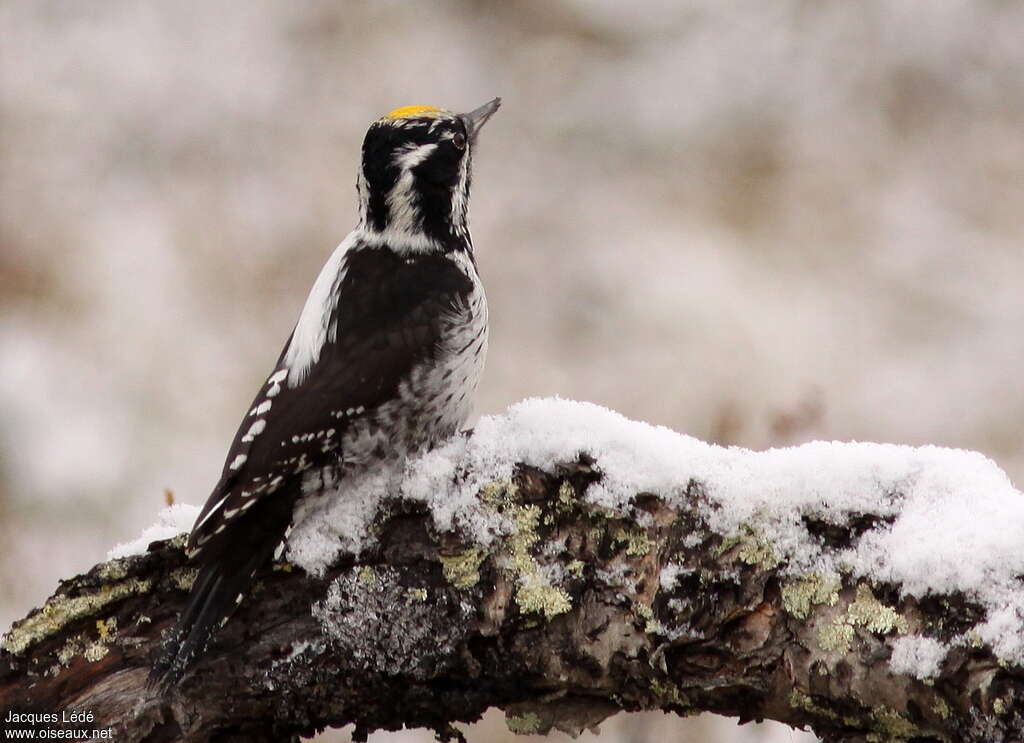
150 550 283 689
151 551 274 689
150 564 226 689
150 483 297 690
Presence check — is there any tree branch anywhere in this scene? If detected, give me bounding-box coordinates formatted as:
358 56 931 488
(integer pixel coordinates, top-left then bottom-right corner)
1 453 1020 742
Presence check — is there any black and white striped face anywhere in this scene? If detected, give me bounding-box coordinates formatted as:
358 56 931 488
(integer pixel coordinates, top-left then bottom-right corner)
357 99 500 250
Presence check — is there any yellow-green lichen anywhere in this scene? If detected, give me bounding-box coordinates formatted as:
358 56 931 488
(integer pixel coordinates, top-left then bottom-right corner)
506 502 542 573
789 689 842 723
789 690 861 728
818 584 908 654
405 587 428 603
788 689 811 709
556 481 577 512
516 583 572 618
482 480 573 619
85 617 118 663
56 637 85 665
613 526 655 557
737 534 780 569
867 706 918 742
818 619 857 653
508 503 571 618
651 679 693 711
847 584 908 634
567 560 585 577
1 578 152 655
782 573 841 620
715 534 741 555
440 549 486 589
95 617 117 642
633 602 663 634
357 566 378 585
169 567 199 591
97 559 130 581
272 562 295 572
54 618 118 666
993 696 1008 715
718 526 780 569
932 697 950 720
505 711 543 735
634 602 653 621
83 642 109 662
479 479 516 507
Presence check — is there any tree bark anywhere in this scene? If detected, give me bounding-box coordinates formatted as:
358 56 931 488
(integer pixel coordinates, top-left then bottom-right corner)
1 456 1019 742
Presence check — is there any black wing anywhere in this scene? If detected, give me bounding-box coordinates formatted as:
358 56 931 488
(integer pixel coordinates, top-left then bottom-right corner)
189 246 474 552
152 245 474 686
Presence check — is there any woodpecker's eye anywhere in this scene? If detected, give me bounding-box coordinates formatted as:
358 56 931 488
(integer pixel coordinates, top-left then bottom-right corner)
452 132 467 150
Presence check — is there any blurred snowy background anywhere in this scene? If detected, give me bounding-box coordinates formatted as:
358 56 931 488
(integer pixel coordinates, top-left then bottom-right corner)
3 1 1024 740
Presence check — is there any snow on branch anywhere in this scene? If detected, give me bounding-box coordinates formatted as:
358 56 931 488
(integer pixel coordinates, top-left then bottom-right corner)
3 398 1024 742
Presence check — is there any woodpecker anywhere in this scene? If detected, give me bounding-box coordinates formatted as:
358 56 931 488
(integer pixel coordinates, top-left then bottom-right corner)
152 98 500 687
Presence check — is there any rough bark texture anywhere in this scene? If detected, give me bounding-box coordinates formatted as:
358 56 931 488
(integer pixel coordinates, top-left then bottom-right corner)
2 457 1021 742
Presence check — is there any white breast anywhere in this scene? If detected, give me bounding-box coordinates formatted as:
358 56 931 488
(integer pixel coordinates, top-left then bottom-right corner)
426 279 488 432
371 261 488 457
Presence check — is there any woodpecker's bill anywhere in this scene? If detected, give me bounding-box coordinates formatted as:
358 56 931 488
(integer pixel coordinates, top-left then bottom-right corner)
152 98 500 687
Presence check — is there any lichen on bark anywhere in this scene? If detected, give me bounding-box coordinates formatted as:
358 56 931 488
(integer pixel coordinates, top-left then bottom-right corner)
1 456 1021 742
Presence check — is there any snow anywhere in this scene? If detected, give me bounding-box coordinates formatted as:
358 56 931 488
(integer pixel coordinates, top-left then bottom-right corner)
889 634 947 679
287 468 398 576
659 564 687 590
120 397 1024 670
106 503 199 560
398 397 1024 665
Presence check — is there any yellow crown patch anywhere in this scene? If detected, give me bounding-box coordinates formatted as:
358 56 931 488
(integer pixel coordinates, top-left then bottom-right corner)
383 105 445 121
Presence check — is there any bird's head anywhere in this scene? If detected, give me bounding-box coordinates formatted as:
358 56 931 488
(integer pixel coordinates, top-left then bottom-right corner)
356 98 501 251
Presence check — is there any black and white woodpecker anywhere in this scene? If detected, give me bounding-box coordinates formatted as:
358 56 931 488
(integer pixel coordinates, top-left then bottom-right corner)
152 99 500 686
